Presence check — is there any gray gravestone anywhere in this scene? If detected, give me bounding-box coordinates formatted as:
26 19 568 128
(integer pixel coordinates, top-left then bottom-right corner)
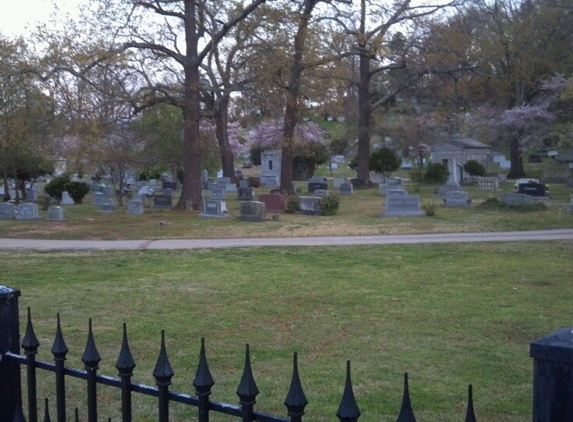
238 201 267 222
153 195 172 209
569 194 573 214
444 191 471 207
225 183 238 193
518 183 547 198
298 196 322 216
102 186 115 197
378 178 402 196
199 199 228 219
0 203 16 220
16 203 39 220
101 198 116 213
238 187 255 201
387 188 408 197
162 188 173 197
381 194 425 217
26 189 38 201
210 188 226 200
61 191 74 205
339 183 353 195
308 182 328 193
500 193 534 206
47 206 64 221
239 180 250 188
93 192 104 205
333 177 347 189
217 177 231 188
127 200 144 215
313 189 329 197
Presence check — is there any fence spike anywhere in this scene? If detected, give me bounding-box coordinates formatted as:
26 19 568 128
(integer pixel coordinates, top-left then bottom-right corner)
81 319 101 370
336 360 361 421
153 330 174 385
193 337 215 393
74 408 79 422
11 395 26 422
464 384 477 422
50 313 68 358
43 398 51 422
236 343 260 403
284 352 308 420
396 373 416 422
116 323 136 374
22 307 39 353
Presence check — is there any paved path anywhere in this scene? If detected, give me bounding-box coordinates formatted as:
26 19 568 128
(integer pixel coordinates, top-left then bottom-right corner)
1 229 572 250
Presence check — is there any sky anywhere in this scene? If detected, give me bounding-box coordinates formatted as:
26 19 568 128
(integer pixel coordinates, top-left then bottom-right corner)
0 0 81 38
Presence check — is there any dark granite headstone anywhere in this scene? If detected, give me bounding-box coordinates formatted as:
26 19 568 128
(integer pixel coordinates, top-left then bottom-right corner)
162 181 177 190
351 178 366 189
518 183 546 197
308 182 328 193
298 196 322 215
238 187 255 201
238 201 267 222
153 194 172 208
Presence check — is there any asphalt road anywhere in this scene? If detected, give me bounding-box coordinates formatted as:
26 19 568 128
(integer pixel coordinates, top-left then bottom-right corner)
1 229 572 250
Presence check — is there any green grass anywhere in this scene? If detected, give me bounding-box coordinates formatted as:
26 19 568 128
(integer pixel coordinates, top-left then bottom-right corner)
5 241 573 421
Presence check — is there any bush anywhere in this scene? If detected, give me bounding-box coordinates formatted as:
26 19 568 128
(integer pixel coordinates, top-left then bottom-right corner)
320 194 340 216
248 176 261 188
44 175 71 202
421 202 436 216
369 147 402 179
424 163 449 184
65 181 91 204
477 196 548 212
464 160 486 177
285 195 299 214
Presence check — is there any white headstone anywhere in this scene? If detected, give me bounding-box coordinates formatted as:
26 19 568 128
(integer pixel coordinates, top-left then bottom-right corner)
61 191 74 205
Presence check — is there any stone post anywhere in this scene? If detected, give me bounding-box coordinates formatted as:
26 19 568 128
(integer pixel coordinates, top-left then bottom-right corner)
530 327 573 421
0 286 22 421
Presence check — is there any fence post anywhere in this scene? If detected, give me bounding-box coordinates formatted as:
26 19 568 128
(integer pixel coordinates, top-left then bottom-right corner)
530 326 573 421
0 286 22 422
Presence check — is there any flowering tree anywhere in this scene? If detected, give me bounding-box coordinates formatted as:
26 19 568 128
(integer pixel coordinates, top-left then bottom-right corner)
249 121 328 180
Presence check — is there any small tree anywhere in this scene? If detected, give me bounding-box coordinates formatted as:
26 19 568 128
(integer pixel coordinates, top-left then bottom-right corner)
65 181 90 204
464 160 486 177
369 147 402 182
44 175 71 202
424 163 449 185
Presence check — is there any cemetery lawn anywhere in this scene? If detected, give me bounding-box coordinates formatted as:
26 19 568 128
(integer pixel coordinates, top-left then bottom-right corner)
6 241 573 421
1 181 572 240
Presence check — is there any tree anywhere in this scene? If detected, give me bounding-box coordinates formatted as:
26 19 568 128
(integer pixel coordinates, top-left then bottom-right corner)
66 0 269 210
463 160 486 177
424 162 449 185
369 147 402 181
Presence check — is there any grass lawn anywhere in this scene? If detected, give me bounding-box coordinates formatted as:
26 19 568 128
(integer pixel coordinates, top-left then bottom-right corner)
5 241 573 421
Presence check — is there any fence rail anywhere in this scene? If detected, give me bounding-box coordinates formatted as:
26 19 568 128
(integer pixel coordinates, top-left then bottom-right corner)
2 286 571 421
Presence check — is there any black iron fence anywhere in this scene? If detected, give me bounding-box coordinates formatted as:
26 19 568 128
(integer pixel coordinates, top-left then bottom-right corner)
1 286 570 421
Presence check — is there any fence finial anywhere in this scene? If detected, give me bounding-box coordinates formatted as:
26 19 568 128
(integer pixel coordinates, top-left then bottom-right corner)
22 307 39 353
237 344 260 403
464 384 477 422
153 330 174 385
193 337 215 392
51 314 68 358
43 398 52 422
396 373 416 422
116 323 136 374
82 319 101 370
336 360 361 421
284 351 308 420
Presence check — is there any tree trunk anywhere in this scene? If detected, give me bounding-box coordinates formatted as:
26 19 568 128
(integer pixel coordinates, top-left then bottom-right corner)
176 0 203 210
508 136 526 179
215 97 236 181
281 0 315 194
356 52 372 183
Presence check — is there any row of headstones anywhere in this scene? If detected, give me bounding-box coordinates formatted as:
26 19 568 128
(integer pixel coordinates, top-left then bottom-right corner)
0 203 64 221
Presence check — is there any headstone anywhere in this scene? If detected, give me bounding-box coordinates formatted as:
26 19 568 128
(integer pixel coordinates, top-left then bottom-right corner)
225 183 238 193
329 163 338 170
436 184 461 198
400 160 413 169
201 170 209 189
528 154 542 163
378 178 402 195
209 188 226 200
138 186 154 196
313 189 329 197
163 188 173 197
101 198 116 213
492 153 506 163
308 182 328 193
127 200 144 215
380 194 425 217
444 191 471 207
260 176 279 188
149 179 158 187
518 183 547 198
93 192 104 205
258 194 287 213
16 203 39 220
308 176 327 184
238 201 267 222
217 177 231 188
339 183 353 195
207 182 218 192
0 203 16 220
46 206 64 221
569 194 573 214
333 177 347 189
386 188 408 197
162 181 177 190
102 186 115 197
239 180 250 188
26 188 38 201
61 191 74 205
499 160 511 170
298 196 322 216
547 150 559 158
500 193 534 206
153 194 172 208
350 178 366 189
237 187 255 201
199 199 228 219
370 173 384 184
270 188 286 195
261 150 281 187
